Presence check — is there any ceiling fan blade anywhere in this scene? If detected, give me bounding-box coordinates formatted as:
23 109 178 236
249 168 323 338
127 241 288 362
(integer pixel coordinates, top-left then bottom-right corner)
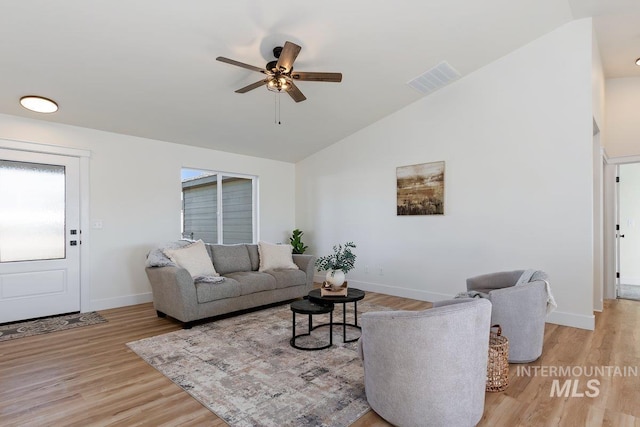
286 81 307 103
291 71 342 82
276 41 301 73
216 57 266 73
235 79 268 93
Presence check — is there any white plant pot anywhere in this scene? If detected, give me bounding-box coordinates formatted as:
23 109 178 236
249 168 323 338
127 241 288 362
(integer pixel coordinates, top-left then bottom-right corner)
325 269 346 287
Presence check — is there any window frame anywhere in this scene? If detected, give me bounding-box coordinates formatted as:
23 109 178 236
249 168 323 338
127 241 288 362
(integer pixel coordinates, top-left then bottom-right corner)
181 168 258 244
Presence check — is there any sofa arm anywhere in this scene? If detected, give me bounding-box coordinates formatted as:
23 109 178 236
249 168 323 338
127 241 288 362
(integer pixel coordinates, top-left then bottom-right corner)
488 281 547 362
293 254 316 289
145 266 198 322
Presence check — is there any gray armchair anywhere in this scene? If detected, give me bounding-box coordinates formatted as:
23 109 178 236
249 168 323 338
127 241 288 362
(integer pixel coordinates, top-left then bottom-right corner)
466 270 548 363
359 298 491 427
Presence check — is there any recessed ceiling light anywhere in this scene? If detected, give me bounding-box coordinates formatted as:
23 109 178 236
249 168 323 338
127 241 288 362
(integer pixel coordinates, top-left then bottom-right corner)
19 96 58 113
636 58 640 66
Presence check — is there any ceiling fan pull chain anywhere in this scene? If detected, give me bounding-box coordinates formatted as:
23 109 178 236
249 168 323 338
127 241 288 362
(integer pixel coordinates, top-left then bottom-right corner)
278 95 282 125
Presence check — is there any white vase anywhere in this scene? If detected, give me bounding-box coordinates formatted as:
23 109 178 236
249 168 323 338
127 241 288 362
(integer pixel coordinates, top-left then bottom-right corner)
325 269 346 287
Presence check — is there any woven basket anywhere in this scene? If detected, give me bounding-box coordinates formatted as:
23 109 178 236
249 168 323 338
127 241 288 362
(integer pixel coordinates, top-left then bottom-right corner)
486 324 509 392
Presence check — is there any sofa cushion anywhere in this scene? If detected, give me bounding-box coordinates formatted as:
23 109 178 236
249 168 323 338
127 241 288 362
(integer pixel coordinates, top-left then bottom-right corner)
265 269 307 289
246 244 260 271
224 271 277 295
210 244 252 275
195 278 241 303
258 241 298 271
163 240 219 278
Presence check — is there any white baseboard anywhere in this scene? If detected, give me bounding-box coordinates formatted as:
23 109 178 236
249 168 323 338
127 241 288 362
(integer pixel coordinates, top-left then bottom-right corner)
620 277 640 286
90 292 153 312
348 279 453 303
322 276 596 331
546 310 595 330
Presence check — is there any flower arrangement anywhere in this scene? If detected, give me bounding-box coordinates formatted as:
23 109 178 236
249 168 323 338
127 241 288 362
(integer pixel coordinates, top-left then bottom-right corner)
315 242 357 274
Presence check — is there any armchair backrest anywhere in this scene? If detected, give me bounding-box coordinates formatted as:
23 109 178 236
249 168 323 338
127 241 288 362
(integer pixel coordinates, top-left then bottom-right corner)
466 270 524 291
360 298 491 427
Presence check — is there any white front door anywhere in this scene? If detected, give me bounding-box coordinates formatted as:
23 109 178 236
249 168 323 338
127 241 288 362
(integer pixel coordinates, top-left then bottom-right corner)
0 149 81 323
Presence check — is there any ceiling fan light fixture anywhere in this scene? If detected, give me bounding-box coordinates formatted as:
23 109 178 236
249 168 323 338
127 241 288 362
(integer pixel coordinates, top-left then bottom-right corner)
20 95 58 113
266 76 292 93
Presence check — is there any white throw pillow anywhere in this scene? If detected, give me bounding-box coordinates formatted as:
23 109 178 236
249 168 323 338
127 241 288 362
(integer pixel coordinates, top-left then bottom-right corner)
258 241 298 271
163 240 219 278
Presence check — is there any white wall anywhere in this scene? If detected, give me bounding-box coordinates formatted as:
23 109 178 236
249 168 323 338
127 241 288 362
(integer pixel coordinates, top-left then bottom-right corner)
605 77 640 158
0 113 296 310
296 19 596 329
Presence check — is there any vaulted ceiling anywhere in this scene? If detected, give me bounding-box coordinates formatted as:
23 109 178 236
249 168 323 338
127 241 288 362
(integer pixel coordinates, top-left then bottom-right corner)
1 1 638 162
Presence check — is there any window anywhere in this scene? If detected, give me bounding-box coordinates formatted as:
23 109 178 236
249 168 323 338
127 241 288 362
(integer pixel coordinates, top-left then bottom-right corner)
181 168 257 244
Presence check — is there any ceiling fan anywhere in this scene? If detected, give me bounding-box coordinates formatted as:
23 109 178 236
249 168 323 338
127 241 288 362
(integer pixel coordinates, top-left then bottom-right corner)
216 41 342 103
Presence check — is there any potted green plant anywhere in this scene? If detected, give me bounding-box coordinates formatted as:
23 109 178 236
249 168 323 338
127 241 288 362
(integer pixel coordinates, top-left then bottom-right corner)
289 229 308 254
315 242 357 287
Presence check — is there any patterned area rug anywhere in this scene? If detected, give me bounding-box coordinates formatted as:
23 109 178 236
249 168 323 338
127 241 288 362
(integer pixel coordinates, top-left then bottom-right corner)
127 301 390 427
0 311 107 342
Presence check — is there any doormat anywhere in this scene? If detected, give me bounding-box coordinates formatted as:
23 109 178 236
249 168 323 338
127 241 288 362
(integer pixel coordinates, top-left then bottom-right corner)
0 311 107 342
127 301 390 427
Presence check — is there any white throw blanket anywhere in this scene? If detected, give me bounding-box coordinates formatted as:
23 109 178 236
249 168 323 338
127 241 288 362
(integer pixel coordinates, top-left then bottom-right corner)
516 269 557 314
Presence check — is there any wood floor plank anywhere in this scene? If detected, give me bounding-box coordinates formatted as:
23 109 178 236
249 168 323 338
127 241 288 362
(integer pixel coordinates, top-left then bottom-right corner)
0 292 638 426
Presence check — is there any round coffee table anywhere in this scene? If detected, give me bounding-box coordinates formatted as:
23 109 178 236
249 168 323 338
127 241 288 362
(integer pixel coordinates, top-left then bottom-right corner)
290 299 334 351
307 288 365 343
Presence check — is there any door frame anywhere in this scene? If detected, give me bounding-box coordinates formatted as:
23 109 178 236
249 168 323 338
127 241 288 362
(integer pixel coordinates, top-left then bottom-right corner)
0 138 91 312
604 153 640 300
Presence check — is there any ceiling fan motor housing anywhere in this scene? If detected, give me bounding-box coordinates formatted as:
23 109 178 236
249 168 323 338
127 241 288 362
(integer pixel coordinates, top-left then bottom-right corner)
266 60 278 72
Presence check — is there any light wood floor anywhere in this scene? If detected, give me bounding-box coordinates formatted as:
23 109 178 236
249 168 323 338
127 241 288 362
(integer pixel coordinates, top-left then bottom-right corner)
0 293 638 426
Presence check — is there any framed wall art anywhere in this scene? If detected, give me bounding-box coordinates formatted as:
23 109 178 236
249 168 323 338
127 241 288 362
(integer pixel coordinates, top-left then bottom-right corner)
396 161 445 215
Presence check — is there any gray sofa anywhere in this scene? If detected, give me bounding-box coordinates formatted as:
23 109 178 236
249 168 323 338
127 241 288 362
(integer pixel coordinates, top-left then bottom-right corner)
145 243 316 327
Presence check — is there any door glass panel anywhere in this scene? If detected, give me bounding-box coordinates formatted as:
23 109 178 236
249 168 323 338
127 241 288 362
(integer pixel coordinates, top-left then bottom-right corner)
0 160 66 262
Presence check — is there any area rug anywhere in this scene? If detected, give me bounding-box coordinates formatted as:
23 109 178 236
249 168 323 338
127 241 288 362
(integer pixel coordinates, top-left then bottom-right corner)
127 301 391 427
0 311 107 342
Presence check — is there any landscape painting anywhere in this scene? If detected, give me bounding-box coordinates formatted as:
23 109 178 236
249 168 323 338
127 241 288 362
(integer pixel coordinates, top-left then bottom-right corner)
397 161 445 215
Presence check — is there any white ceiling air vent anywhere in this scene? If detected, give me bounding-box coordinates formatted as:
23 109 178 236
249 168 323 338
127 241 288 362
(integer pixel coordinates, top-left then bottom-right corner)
407 61 461 95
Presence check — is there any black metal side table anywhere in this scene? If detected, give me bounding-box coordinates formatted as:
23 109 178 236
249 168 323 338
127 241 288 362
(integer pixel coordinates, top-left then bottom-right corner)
307 288 365 343
290 299 334 351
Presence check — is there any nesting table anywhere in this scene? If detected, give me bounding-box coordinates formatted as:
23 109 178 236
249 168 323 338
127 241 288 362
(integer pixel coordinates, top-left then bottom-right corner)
307 287 365 343
289 299 334 351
